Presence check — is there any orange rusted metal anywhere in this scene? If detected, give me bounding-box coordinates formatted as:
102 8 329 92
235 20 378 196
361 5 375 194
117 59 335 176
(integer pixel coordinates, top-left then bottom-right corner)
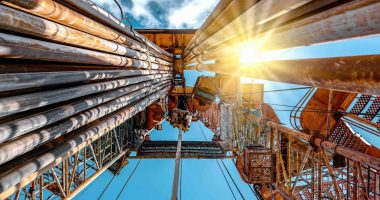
137 29 195 54
147 102 165 130
1 0 150 53
300 89 356 136
196 55 380 95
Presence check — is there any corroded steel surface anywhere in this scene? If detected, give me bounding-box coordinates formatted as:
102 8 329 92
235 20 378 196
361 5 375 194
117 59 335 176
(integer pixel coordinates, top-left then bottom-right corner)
197 55 380 95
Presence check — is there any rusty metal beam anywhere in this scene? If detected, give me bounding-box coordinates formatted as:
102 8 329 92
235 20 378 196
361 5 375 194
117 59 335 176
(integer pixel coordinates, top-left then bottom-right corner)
274 184 296 200
318 151 322 199
246 112 380 170
66 148 128 199
257 0 380 51
198 54 380 95
51 168 66 198
185 0 311 60
291 146 312 193
186 0 380 62
184 0 258 57
314 138 380 169
321 150 341 200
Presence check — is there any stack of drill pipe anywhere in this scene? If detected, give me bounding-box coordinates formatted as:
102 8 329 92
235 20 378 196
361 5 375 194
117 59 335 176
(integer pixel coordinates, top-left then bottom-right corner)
184 0 380 64
57 0 173 60
0 0 172 198
0 86 170 198
183 0 258 60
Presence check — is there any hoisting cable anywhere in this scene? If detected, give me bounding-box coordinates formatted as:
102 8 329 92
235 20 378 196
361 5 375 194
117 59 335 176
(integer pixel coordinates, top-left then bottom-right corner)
198 122 237 199
97 172 116 199
216 159 237 200
113 0 146 45
116 159 142 199
220 159 245 200
247 184 262 200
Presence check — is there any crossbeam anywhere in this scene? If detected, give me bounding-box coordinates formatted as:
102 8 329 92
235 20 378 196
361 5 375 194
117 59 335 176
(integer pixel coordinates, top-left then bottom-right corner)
134 141 227 159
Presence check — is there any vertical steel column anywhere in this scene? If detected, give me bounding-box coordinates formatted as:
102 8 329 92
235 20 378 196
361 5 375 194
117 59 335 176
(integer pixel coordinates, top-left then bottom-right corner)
276 129 281 185
171 129 183 200
347 158 350 200
311 152 315 199
353 162 359 200
318 150 322 200
287 136 292 191
376 173 380 200
39 175 43 200
326 90 333 137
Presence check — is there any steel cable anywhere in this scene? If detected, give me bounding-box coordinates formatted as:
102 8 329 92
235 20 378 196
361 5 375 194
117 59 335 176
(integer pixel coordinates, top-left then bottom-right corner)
116 159 142 199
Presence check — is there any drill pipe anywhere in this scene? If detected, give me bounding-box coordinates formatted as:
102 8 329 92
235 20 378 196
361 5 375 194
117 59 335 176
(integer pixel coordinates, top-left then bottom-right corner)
197 54 380 95
0 0 145 51
0 69 163 92
0 74 171 117
186 0 380 62
0 82 170 165
0 86 171 199
0 5 172 66
0 62 125 73
185 0 311 61
0 33 172 70
0 5 173 65
0 79 171 143
184 0 343 63
0 0 172 61
60 0 173 59
255 0 380 51
184 0 257 57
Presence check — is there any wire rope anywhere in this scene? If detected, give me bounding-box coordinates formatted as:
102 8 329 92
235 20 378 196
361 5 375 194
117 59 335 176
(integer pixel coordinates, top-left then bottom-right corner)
116 159 142 199
220 159 245 200
97 172 116 200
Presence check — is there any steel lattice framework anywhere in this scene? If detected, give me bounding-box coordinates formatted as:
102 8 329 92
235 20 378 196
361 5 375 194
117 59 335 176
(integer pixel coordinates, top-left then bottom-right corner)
0 0 380 200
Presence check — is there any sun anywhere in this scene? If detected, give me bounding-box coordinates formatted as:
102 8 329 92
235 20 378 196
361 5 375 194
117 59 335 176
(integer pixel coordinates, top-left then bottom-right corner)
238 40 262 63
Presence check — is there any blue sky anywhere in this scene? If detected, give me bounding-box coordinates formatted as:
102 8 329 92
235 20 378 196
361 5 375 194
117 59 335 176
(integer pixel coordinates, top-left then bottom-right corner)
76 122 257 200
75 1 380 200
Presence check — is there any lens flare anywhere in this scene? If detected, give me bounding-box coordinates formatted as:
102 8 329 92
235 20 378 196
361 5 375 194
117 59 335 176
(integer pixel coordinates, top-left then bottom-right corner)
238 40 290 64
239 41 261 63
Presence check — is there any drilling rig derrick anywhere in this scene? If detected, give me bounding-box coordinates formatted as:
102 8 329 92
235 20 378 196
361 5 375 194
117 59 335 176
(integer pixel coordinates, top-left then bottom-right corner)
0 0 380 200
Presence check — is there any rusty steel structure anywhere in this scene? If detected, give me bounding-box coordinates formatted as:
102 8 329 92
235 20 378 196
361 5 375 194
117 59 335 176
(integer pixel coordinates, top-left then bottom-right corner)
183 0 380 199
0 0 172 199
1 0 380 200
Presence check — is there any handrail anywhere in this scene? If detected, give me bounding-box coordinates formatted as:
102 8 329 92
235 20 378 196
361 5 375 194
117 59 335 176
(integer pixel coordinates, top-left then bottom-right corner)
289 87 316 131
